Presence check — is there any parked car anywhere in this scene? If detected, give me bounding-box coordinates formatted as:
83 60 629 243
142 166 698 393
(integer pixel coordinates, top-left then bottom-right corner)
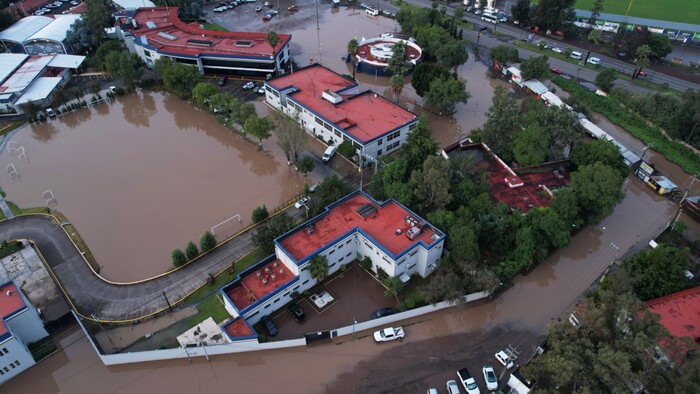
465 6 473 12
482 365 498 391
587 56 601 65
287 303 306 321
70 1 78 6
457 368 480 394
550 67 562 74
370 307 396 319
495 350 515 369
446 380 461 394
373 326 405 343
551 47 563 54
243 81 255 90
46 108 56 118
294 196 310 209
288 5 298 11
256 86 266 94
638 70 648 77
427 389 439 394
217 76 227 86
309 183 320 193
260 315 278 337
109 86 118 94
570 51 583 60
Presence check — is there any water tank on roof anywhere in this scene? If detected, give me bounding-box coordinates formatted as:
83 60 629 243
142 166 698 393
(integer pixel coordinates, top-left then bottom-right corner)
406 226 420 240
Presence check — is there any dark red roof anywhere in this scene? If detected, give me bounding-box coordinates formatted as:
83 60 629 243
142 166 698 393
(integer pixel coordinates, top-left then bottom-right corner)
267 64 416 143
646 286 700 341
0 283 26 337
279 193 439 262
128 7 291 59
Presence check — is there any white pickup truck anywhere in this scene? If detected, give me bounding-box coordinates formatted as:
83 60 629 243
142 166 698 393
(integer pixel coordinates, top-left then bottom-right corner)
373 327 405 343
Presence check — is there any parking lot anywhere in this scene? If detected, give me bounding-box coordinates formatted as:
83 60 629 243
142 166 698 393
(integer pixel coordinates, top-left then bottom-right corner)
256 261 399 341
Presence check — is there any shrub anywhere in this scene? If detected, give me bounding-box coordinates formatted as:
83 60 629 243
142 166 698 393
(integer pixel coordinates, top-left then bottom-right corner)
359 256 372 271
251 205 269 223
185 241 199 260
171 249 187 267
200 231 216 252
377 267 388 280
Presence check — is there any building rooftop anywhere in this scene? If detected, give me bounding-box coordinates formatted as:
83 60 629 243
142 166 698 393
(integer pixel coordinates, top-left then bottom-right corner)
124 7 291 59
0 55 52 94
279 192 441 262
225 259 294 311
0 16 54 44
223 318 255 340
646 286 700 341
267 64 417 143
445 142 569 213
0 282 27 337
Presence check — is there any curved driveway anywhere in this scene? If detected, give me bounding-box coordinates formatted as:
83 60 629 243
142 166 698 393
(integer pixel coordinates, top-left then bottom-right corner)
0 214 297 322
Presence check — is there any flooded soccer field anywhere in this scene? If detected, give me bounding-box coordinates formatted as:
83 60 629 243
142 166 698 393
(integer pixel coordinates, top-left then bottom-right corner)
0 91 309 281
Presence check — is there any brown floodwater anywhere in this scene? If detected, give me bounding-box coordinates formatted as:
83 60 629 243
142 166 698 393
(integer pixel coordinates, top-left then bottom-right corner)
0 91 312 281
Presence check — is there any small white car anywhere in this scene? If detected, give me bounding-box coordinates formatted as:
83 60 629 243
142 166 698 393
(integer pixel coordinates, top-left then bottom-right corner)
551 47 563 54
46 108 56 117
294 196 310 209
570 51 583 60
256 86 266 94
446 380 462 394
373 326 405 343
495 350 515 369
482 365 498 391
587 56 601 65
243 81 255 90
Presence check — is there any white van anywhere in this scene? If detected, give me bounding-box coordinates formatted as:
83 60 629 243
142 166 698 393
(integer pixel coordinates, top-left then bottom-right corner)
587 56 601 65
322 146 336 163
570 51 583 60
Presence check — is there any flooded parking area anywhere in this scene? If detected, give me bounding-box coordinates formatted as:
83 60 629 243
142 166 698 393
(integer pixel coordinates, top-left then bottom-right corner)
0 91 310 281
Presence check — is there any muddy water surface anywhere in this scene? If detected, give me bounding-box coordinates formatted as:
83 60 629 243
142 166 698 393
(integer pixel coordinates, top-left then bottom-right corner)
0 91 306 281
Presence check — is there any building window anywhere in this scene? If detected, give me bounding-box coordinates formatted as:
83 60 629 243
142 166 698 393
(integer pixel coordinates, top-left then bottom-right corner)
0 370 4 375
303 280 309 285
264 304 270 308
2 348 7 354
397 259 405 266
328 249 335 255
334 130 341 137
274 298 280 303
409 250 418 257
345 239 351 245
329 263 336 268
9 362 14 368
377 138 383 146
382 256 391 263
3 367 8 373
13 360 18 366
409 123 417 131
377 149 382 156
346 252 352 257
315 117 323 126
338 257 344 262
408 263 416 270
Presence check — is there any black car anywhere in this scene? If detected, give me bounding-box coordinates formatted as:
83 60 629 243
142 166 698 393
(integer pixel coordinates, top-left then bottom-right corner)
260 315 278 336
217 76 227 86
370 307 396 319
288 303 306 321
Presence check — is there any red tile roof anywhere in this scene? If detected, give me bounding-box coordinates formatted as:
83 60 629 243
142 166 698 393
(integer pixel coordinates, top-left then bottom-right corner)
267 64 417 143
0 283 27 337
126 7 291 59
226 259 293 311
279 193 439 262
646 286 700 341
224 318 255 339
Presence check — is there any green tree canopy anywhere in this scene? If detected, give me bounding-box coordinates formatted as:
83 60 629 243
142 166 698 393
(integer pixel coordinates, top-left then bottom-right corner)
425 75 470 115
490 45 520 66
309 255 329 282
105 51 144 90
520 55 550 80
385 40 410 76
411 63 450 97
297 156 314 176
199 231 217 252
84 0 111 46
252 212 294 254
185 242 199 260
475 86 519 160
251 205 269 223
570 139 628 178
570 162 624 222
154 58 201 98
512 125 550 166
647 34 673 58
511 0 532 26
533 0 576 34
171 248 187 267
402 116 438 171
192 82 219 108
410 156 452 212
271 112 307 164
622 245 690 301
437 39 468 71
595 67 617 91
244 116 272 150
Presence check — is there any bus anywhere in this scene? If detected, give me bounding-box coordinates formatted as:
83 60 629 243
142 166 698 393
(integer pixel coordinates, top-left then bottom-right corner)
481 13 498 24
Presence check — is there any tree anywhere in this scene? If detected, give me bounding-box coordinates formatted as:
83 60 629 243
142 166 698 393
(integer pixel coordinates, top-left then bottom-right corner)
266 30 281 74
297 156 314 176
385 40 409 76
244 116 271 150
383 276 404 298
230 102 256 127
154 58 201 97
410 156 452 212
490 45 520 66
446 224 480 263
84 0 111 46
87 82 101 96
622 245 690 301
171 249 187 267
308 255 329 282
587 0 604 31
584 29 602 64
595 67 617 91
532 0 576 33
520 55 550 80
152 0 204 20
476 86 519 160
437 39 468 72
192 82 219 108
389 74 404 103
411 63 450 97
539 106 578 160
271 111 306 165
570 139 627 178
88 40 124 70
185 242 199 260
252 212 294 254
199 231 217 252
570 162 624 222
550 188 582 228
402 116 438 171
511 0 532 26
512 125 550 165
65 18 93 52
424 76 470 115
336 140 355 160
0 11 13 31
414 25 452 62
105 51 145 90
347 38 360 79
251 205 269 223
633 44 652 78
647 34 673 59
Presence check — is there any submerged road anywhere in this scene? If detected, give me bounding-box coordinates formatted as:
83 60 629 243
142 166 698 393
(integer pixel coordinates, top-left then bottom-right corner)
0 211 304 322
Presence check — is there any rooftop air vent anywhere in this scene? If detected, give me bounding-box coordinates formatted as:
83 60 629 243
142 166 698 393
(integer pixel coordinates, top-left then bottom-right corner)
235 40 253 47
322 89 342 104
157 32 177 41
187 39 212 47
145 21 156 29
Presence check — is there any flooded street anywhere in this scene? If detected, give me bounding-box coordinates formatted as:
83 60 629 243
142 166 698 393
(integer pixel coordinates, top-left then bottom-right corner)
0 91 310 281
0 180 675 393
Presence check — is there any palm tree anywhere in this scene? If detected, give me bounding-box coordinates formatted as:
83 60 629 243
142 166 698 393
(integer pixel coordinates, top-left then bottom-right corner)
347 38 359 80
266 30 281 75
584 29 601 64
389 74 404 103
309 255 329 282
633 44 651 79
